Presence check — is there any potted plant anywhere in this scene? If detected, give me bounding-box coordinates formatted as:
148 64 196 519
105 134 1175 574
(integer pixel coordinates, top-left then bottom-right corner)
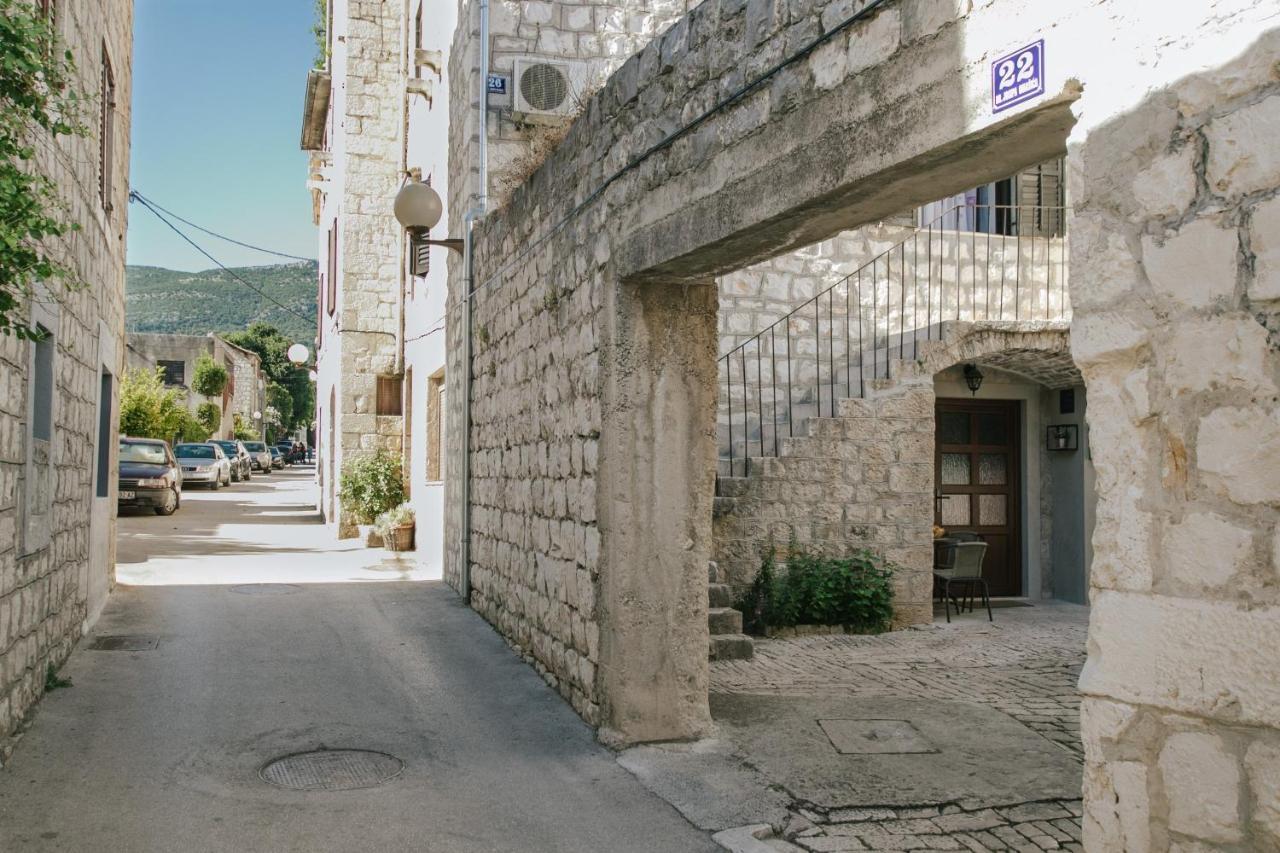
337 450 406 545
375 503 416 552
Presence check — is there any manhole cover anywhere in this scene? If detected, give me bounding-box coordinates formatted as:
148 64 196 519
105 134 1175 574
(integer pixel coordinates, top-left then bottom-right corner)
229 584 303 595
818 719 937 754
260 749 403 791
88 635 159 651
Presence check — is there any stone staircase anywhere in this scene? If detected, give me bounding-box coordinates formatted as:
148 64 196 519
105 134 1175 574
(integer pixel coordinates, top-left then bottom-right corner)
707 560 753 660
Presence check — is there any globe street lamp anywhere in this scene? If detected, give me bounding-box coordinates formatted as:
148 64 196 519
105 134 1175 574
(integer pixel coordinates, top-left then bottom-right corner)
394 180 463 254
287 343 310 365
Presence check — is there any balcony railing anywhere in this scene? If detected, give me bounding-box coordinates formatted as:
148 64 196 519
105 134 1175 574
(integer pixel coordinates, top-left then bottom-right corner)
718 203 1068 476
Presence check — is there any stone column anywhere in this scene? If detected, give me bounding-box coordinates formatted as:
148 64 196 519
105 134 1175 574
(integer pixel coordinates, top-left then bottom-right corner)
596 276 718 745
1072 33 1280 851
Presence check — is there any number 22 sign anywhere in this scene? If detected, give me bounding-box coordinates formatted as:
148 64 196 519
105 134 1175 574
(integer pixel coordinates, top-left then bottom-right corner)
992 40 1045 113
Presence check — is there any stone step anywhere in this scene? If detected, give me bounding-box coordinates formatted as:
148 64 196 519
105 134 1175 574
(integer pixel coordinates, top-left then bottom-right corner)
709 607 743 635
708 583 734 608
709 633 755 661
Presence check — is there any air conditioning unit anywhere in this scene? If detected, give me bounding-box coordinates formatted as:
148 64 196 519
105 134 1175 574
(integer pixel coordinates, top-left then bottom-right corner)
512 58 588 123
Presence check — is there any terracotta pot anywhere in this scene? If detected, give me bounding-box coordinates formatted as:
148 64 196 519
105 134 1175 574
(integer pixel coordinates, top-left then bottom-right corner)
357 524 384 548
385 523 415 552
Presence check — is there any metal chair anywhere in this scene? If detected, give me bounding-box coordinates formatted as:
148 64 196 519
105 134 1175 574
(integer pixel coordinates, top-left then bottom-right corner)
932 541 992 623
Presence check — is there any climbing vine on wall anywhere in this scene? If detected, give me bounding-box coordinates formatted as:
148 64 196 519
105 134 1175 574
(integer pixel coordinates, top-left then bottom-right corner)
0 0 89 339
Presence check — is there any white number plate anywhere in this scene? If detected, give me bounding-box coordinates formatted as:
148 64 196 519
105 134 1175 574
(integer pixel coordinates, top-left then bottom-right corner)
120 490 136 499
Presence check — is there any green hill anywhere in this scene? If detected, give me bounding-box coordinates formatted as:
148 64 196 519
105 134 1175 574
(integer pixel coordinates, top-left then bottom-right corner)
126 262 318 342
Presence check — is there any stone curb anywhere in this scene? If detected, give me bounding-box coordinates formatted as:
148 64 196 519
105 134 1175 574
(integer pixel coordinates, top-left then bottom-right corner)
712 823 803 853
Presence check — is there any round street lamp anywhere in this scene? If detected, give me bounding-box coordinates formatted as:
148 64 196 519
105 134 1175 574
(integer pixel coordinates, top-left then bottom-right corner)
308 369 318 382
253 410 262 420
287 343 310 365
393 180 443 234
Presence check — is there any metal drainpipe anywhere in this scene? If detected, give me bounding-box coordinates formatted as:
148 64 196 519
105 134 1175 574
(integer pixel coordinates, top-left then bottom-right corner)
459 0 489 604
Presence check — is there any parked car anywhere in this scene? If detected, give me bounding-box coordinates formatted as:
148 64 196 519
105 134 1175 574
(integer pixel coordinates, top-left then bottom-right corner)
269 446 285 469
276 441 302 464
212 439 252 482
174 442 231 490
242 441 273 472
118 437 182 515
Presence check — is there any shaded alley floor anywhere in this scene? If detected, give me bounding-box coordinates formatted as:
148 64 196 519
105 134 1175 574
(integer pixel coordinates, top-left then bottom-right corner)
0 468 718 853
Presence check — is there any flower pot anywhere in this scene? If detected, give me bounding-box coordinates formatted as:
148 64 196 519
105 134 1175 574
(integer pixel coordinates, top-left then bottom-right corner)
357 524 384 548
385 523 415 552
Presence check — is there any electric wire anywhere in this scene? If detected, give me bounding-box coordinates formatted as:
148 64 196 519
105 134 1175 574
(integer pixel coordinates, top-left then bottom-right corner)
129 190 315 262
128 190 315 327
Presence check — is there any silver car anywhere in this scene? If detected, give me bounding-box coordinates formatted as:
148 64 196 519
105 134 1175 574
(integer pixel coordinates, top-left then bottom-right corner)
174 442 232 490
242 441 273 473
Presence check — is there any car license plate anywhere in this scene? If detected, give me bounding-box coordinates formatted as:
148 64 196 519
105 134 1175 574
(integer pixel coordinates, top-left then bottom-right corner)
120 490 135 499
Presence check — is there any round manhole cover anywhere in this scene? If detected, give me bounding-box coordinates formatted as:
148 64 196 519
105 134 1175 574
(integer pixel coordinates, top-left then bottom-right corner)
260 749 403 791
229 584 303 595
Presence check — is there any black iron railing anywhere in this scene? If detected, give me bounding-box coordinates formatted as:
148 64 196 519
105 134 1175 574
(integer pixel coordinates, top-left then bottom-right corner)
718 203 1068 475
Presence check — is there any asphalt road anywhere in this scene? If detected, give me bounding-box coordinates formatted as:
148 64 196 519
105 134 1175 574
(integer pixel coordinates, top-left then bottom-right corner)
0 467 719 852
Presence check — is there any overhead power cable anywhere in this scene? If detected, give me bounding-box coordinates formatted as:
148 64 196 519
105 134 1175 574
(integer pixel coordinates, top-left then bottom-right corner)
128 190 315 327
129 189 315 262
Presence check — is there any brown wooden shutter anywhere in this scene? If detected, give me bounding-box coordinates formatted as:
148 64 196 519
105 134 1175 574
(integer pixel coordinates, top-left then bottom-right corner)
376 376 403 416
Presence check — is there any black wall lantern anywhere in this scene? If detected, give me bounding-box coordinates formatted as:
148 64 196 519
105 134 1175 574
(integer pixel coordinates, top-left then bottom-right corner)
963 363 984 396
1046 424 1079 451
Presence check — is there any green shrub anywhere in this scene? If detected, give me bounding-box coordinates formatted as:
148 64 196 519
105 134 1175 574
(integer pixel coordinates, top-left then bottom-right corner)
195 401 221 433
737 543 895 635
191 354 229 398
338 450 406 524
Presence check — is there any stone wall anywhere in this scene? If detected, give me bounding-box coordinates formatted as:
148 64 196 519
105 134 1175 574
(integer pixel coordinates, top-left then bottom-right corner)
1072 31 1280 851
0 0 133 762
126 333 263 440
712 383 935 627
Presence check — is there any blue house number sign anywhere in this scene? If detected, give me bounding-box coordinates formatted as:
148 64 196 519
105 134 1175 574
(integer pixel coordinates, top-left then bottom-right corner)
992 40 1045 113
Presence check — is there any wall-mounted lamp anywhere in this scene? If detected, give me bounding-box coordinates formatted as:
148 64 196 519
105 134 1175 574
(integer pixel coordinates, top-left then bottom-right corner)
394 180 463 258
1046 424 1079 451
963 364 984 396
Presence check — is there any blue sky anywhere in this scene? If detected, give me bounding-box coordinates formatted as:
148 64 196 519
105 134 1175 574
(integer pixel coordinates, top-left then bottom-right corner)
126 0 318 271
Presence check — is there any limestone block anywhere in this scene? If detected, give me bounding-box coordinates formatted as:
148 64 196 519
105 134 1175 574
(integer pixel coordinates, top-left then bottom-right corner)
1245 739 1280 845
1174 30 1280 117
1206 94 1280 198
846 6 900 76
1140 218 1238 310
1163 511 1252 590
1250 194 1280 302
1068 212 1146 311
1198 406 1280 506
1082 759 1150 852
1159 731 1241 843
1162 315 1275 397
1081 590 1280 729
1130 145 1197 219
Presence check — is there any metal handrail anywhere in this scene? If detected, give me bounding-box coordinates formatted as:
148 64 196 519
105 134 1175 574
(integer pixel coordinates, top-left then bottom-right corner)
718 202 1068 476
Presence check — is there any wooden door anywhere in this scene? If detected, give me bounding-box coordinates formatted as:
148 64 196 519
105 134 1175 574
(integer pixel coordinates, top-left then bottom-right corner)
935 399 1021 596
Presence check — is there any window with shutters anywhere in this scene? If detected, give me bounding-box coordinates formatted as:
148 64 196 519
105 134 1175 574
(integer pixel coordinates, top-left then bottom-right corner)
376 375 403 416
426 371 444 482
99 47 116 212
157 359 185 386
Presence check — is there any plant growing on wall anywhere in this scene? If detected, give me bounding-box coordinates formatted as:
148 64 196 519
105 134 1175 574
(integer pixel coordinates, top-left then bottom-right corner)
191 354 229 398
737 544 895 635
0 0 89 339
119 368 190 442
338 450 406 525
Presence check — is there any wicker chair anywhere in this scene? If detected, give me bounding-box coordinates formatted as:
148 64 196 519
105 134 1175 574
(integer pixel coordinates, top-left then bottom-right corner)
932 541 992 623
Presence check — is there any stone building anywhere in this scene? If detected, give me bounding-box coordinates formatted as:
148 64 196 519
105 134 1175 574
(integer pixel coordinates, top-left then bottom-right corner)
126 332 266 440
302 0 458 565
441 0 1280 847
0 0 134 762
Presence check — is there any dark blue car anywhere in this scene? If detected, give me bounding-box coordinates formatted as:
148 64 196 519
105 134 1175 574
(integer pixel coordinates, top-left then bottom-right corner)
118 437 182 515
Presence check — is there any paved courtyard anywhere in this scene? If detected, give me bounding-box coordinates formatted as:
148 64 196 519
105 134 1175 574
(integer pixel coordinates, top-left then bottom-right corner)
715 603 1087 852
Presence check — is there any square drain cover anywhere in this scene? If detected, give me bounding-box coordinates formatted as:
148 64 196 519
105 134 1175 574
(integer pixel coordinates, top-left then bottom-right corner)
818 719 936 754
89 635 159 651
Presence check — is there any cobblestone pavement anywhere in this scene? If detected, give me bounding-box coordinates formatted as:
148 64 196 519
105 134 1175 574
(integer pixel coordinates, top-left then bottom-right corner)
710 602 1088 852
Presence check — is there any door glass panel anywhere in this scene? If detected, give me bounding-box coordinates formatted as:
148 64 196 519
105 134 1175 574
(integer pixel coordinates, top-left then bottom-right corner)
941 495 971 526
978 453 1007 485
976 412 1007 445
941 453 970 485
939 411 970 445
979 494 1007 525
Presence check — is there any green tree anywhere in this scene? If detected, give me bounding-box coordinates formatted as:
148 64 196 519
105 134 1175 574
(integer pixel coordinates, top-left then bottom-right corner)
223 323 314 430
265 381 293 430
195 401 221 434
0 1 89 339
338 451 406 524
119 368 189 442
191 354 229 398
